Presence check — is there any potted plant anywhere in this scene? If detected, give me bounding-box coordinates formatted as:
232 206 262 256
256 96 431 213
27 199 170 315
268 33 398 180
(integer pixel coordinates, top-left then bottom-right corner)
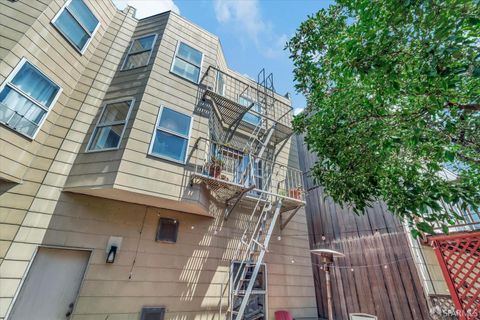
208 156 224 178
288 186 303 200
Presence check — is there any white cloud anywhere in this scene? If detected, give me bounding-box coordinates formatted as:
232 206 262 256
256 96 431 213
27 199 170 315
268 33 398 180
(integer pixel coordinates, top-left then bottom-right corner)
293 107 304 115
113 0 180 19
214 0 264 44
213 0 285 58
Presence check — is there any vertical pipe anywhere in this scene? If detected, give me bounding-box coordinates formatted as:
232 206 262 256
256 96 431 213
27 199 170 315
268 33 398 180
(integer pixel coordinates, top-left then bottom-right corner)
325 264 334 320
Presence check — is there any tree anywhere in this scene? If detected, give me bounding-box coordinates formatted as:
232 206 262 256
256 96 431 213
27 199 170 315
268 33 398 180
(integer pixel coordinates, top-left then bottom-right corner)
287 0 480 236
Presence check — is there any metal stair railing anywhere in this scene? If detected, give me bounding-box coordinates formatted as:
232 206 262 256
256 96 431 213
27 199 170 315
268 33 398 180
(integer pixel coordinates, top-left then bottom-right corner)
231 199 283 320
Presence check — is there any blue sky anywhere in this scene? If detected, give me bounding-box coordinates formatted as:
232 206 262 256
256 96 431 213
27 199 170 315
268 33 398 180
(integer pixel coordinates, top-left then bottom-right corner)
113 0 334 111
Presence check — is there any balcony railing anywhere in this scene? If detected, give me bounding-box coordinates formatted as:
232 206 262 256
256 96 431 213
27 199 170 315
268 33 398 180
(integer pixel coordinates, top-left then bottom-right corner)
433 202 480 233
198 66 294 144
188 137 305 207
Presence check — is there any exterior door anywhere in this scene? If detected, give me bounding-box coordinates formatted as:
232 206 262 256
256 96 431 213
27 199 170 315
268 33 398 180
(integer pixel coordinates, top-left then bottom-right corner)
8 247 90 320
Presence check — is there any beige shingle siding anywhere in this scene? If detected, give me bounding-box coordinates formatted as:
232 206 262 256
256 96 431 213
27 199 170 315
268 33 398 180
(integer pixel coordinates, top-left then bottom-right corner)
0 5 317 320
0 0 135 318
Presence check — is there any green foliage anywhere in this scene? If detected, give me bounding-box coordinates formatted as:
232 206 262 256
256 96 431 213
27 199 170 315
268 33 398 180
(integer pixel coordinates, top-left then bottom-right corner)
287 0 480 236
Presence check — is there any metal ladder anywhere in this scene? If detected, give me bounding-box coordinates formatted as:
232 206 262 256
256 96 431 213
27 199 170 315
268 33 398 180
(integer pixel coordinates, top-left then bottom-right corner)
224 70 277 219
242 69 276 160
224 69 280 320
230 199 283 320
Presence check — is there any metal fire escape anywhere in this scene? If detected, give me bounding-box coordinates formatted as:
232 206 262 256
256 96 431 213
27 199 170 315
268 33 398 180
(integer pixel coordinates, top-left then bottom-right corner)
190 67 305 320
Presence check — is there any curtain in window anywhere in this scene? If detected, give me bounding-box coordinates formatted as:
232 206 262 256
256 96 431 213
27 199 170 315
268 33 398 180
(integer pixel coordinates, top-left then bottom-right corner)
11 63 59 107
0 62 59 137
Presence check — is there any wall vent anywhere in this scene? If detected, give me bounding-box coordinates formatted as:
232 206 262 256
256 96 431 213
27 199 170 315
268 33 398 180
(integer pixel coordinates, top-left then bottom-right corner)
140 307 165 320
156 218 179 243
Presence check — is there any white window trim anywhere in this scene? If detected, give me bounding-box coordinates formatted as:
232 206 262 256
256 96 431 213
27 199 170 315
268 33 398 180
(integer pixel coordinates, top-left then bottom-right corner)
0 57 63 140
216 71 226 96
229 261 268 320
170 40 204 84
239 95 262 126
51 0 101 54
121 33 158 71
148 105 194 165
85 97 135 152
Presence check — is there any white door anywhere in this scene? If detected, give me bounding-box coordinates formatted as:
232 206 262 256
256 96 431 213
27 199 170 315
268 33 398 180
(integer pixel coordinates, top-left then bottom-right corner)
8 247 90 320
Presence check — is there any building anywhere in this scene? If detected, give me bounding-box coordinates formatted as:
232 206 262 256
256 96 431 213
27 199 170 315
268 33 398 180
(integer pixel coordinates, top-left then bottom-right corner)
298 132 480 319
0 1 317 319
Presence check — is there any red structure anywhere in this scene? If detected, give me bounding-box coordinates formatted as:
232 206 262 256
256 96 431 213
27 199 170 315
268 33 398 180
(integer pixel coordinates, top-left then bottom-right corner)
430 232 480 320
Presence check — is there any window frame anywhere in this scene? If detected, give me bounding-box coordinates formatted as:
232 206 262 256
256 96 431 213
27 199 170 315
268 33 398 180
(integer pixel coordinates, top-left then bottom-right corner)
170 41 204 84
148 106 194 165
85 97 135 153
216 71 226 96
229 260 268 320
239 96 262 126
0 57 63 140
51 0 101 54
121 33 158 71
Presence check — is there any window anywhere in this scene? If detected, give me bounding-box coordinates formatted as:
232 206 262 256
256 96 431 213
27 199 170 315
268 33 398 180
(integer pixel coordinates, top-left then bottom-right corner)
156 218 179 243
149 107 193 163
171 42 203 83
216 72 225 96
0 59 61 138
230 261 267 320
122 34 157 70
239 96 261 126
87 98 134 151
52 0 100 53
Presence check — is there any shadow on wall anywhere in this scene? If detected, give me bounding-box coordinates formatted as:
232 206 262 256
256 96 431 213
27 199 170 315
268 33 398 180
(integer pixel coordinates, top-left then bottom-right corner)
0 180 17 195
39 191 265 319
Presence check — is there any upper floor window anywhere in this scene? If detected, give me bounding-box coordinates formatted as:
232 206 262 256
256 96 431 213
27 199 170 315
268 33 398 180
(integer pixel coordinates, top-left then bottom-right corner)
122 34 157 70
149 106 193 163
0 59 61 138
87 98 134 151
52 0 100 53
216 72 225 96
239 96 261 126
171 42 203 83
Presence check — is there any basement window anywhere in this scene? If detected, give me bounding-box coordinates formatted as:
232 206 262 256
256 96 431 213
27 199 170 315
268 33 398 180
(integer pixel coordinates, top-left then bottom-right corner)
140 307 165 320
0 58 61 139
156 218 179 243
171 42 203 83
52 0 100 53
149 106 193 164
122 34 157 70
87 98 134 151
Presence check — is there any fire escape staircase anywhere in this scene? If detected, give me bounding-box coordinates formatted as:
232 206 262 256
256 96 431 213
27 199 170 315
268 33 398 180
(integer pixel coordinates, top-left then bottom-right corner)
191 68 305 320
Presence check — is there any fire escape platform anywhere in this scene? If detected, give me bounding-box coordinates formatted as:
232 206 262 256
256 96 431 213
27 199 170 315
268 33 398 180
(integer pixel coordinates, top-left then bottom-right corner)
190 172 305 212
203 89 293 144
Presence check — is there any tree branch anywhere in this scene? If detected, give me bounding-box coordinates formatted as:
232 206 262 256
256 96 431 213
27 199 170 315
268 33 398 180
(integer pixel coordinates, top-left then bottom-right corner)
447 102 480 111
